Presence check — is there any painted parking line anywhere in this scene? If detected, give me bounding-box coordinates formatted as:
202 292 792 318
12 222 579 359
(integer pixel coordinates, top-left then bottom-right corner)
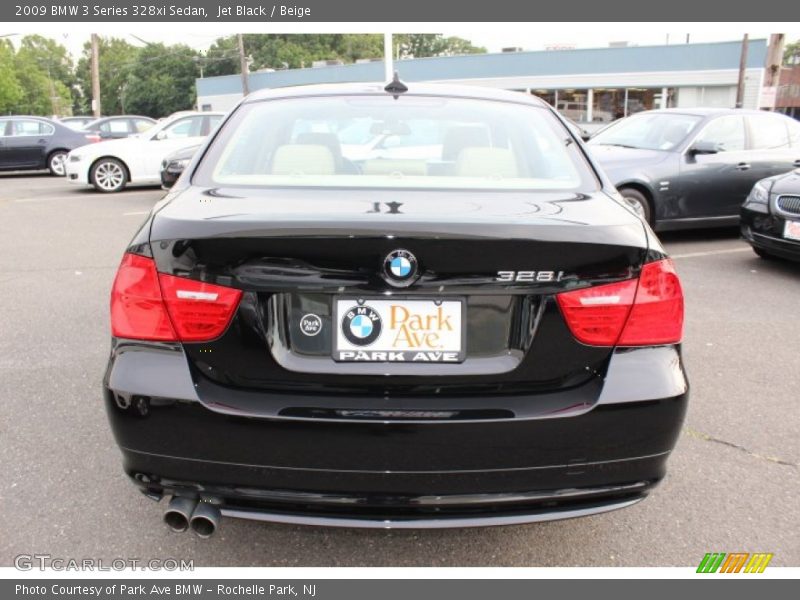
123 211 150 216
670 247 751 259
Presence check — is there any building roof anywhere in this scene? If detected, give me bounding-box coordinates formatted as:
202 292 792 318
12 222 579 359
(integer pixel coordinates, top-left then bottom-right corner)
197 39 768 97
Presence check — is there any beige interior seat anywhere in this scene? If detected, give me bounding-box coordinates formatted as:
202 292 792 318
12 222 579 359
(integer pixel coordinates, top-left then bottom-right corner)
270 144 336 176
455 147 519 178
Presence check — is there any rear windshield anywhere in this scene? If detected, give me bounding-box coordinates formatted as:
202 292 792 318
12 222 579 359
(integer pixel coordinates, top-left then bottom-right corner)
193 95 596 191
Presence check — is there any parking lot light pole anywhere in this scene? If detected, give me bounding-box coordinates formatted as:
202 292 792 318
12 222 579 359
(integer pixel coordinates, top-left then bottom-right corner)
91 34 101 117
384 33 393 82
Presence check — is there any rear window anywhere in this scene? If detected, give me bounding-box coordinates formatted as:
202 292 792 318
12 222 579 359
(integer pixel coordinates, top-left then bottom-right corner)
194 95 594 191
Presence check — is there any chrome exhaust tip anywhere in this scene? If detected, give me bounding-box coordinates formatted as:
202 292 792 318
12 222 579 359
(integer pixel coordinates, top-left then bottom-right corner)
163 496 198 533
190 501 221 538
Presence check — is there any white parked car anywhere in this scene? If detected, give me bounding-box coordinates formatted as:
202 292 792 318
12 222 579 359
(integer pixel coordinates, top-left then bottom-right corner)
65 111 224 192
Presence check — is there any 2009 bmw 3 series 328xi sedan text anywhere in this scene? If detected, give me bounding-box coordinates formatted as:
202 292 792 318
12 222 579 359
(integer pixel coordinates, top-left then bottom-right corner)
104 82 688 535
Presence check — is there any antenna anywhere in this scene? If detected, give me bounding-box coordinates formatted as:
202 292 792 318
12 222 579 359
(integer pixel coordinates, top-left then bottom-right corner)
384 71 408 98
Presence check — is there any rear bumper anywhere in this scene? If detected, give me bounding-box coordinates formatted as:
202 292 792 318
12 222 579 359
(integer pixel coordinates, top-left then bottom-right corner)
104 344 688 527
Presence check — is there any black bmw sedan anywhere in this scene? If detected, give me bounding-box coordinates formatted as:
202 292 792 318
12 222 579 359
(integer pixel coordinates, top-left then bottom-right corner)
589 108 800 230
0 116 95 176
741 168 800 262
105 82 688 534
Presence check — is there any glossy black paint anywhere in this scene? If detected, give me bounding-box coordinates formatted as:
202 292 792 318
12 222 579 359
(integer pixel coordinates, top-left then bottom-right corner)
741 169 800 262
0 116 91 173
589 108 800 231
105 83 687 527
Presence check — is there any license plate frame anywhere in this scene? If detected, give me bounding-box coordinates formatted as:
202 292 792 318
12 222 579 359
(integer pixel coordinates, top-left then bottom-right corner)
333 297 466 363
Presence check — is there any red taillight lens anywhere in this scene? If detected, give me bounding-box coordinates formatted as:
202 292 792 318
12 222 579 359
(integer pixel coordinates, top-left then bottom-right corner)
110 253 176 341
158 273 242 342
556 259 683 347
556 277 638 346
110 253 242 342
85 134 101 143
618 259 683 346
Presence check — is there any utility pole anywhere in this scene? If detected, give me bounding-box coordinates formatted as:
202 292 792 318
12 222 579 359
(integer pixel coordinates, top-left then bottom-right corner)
237 34 249 96
90 34 101 117
735 34 749 109
761 33 786 111
384 33 393 82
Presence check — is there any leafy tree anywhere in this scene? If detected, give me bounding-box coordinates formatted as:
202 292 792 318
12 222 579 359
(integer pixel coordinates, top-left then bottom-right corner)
395 34 486 59
122 43 200 117
75 37 141 115
785 39 800 65
0 40 23 113
12 36 73 115
202 36 239 77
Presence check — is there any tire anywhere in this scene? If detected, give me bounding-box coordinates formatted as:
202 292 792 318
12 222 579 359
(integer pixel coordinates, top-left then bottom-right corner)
618 187 652 225
48 150 68 177
753 246 773 260
91 158 128 193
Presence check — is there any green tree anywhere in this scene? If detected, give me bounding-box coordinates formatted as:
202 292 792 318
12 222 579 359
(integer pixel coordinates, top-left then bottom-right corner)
123 43 200 117
785 39 800 65
395 34 486 59
75 37 141 115
0 40 23 113
10 35 74 115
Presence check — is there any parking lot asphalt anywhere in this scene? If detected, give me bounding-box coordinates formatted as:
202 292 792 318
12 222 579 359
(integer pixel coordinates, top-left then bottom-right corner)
0 174 798 568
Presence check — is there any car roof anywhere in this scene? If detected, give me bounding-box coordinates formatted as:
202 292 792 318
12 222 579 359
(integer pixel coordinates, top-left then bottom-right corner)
632 107 787 118
243 82 550 108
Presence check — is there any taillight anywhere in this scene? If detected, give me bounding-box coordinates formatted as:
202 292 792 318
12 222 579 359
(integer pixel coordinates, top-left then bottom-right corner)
110 253 242 342
110 253 176 341
556 259 683 347
85 134 101 143
158 273 242 342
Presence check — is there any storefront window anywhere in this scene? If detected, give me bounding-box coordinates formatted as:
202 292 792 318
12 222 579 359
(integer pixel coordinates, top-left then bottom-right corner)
555 90 588 122
592 89 625 122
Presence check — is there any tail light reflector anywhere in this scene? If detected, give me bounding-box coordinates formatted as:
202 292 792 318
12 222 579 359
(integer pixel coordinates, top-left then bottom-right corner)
84 134 101 143
556 259 683 347
110 253 242 342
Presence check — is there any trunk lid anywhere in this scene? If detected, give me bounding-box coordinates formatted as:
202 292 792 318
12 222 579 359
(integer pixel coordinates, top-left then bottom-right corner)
149 188 648 396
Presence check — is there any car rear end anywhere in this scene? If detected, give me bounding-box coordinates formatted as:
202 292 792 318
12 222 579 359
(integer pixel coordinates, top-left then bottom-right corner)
103 85 688 532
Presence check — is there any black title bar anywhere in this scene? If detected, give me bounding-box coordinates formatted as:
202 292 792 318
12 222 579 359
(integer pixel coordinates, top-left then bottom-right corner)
2 0 795 22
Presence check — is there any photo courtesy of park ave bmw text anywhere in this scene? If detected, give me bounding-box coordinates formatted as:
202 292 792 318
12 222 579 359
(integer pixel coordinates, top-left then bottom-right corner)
0 0 798 593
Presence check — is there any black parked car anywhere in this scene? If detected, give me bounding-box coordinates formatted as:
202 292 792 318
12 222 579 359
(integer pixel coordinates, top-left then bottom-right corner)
160 144 199 189
741 168 800 262
0 116 94 176
589 108 800 230
105 82 687 535
82 115 156 140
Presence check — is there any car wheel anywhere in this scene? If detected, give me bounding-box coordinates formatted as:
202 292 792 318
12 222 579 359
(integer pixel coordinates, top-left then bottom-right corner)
48 151 68 177
753 247 773 260
618 188 652 224
91 158 128 193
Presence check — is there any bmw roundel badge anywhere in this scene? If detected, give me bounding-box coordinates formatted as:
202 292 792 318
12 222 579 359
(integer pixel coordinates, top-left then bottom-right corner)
382 249 418 287
341 305 382 346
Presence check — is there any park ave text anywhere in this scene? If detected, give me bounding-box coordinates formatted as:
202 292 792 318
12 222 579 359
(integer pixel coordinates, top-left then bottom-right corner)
17 4 312 19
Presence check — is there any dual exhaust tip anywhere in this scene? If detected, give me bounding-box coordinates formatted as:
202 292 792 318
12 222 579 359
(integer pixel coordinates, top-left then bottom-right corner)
163 497 220 538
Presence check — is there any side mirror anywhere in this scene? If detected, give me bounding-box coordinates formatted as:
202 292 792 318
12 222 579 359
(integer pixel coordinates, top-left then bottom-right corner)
154 130 167 141
689 140 719 155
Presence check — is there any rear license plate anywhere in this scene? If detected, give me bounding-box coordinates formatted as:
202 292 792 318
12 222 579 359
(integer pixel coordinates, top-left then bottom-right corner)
334 298 465 363
784 220 800 242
